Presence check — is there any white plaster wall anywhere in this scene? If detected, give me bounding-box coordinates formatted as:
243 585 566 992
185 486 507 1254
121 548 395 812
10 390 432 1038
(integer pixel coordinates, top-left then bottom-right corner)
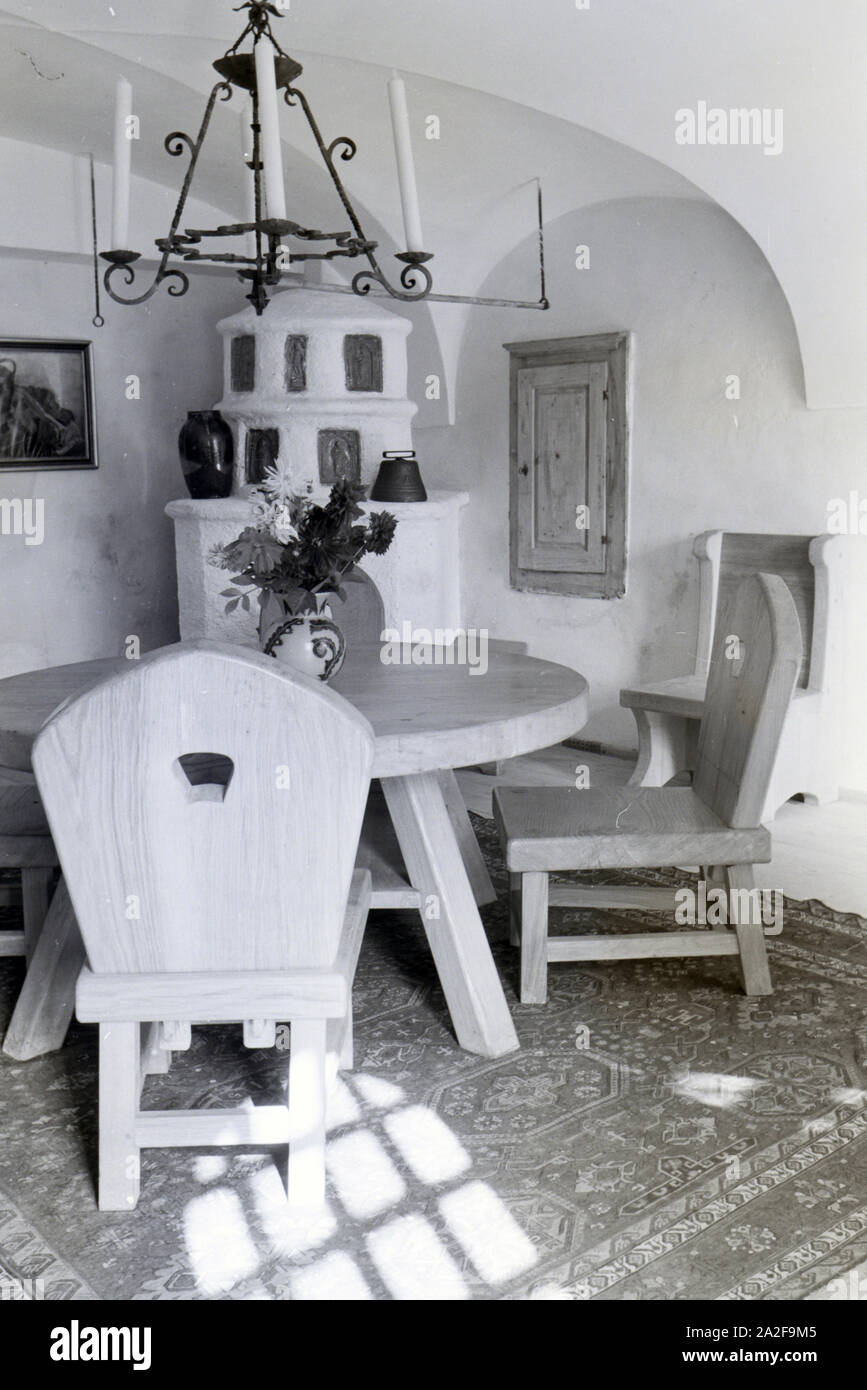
416 196 867 790
0 253 240 676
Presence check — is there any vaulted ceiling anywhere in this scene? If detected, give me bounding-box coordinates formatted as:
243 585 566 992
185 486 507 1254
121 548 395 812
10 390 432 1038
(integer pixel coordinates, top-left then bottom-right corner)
2 0 864 407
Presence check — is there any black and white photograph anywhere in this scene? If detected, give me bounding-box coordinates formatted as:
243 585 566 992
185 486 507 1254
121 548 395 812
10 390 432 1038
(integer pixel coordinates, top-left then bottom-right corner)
0 0 865 1345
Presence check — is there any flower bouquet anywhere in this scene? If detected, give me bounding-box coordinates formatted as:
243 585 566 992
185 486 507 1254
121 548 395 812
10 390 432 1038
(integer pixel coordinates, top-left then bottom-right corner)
210 467 396 681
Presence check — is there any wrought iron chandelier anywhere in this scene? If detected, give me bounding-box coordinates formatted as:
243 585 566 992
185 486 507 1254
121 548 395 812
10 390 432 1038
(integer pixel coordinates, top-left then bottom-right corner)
99 1 548 317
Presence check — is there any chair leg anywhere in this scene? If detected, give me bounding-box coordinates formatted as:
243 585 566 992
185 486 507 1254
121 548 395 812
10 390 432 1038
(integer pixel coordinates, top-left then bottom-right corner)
327 1007 354 1075
140 1021 171 1079
98 1021 141 1211
508 873 521 946
21 867 53 963
520 872 549 1004
727 865 773 996
287 1018 328 1209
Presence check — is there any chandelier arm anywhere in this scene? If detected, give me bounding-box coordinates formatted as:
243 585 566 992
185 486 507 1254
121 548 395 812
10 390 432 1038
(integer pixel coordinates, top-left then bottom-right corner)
164 82 234 249
284 83 433 302
284 85 369 247
103 81 232 308
103 259 190 307
352 257 434 304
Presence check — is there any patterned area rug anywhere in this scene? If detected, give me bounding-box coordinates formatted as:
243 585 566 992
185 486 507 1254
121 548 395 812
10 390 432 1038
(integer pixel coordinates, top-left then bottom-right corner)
1 827 866 1303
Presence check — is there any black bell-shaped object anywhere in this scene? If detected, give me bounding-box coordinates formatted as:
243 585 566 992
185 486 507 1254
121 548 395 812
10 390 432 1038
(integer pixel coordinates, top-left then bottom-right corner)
369 450 428 503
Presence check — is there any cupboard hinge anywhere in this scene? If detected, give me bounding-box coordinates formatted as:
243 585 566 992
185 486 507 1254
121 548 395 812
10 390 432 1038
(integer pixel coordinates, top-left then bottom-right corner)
600 534 608 544
602 389 609 401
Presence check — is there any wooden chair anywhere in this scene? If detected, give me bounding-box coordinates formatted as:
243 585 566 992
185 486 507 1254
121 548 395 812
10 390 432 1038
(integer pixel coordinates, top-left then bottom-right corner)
620 531 845 818
31 641 374 1211
494 573 802 1003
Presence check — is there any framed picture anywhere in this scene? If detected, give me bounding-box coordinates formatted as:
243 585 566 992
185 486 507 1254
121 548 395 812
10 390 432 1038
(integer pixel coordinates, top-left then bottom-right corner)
0 338 97 471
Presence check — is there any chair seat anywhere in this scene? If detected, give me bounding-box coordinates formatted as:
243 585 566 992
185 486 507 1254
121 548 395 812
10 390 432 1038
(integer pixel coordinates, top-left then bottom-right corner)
492 785 770 871
620 676 814 719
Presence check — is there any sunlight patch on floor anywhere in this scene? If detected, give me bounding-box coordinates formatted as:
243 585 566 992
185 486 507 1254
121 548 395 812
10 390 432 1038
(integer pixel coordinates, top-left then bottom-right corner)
326 1129 406 1219
248 1165 338 1257
183 1188 261 1295
290 1250 375 1301
180 1069 545 1298
352 1073 406 1109
674 1070 764 1108
192 1155 229 1183
439 1181 538 1284
367 1214 470 1300
384 1105 471 1185
325 1075 362 1130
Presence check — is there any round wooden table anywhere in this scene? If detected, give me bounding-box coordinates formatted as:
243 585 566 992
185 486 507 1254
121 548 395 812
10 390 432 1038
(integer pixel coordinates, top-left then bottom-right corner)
0 645 588 1061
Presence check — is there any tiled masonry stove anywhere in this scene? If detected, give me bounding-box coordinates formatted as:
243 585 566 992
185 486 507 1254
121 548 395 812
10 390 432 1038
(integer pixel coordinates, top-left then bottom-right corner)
167 288 467 645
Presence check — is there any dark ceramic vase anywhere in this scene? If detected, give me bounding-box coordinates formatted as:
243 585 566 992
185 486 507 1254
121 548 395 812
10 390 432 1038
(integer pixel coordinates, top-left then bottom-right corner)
178 411 234 499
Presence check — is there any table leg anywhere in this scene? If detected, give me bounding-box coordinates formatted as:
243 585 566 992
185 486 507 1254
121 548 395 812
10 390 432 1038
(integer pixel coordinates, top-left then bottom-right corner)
436 770 497 908
382 772 518 1058
2 877 84 1061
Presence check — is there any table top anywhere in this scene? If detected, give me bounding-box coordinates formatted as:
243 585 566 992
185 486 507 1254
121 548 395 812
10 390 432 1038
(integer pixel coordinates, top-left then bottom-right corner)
0 645 589 778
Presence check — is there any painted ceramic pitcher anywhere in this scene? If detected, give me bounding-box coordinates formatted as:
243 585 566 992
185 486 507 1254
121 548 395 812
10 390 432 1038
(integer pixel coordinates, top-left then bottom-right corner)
260 594 346 683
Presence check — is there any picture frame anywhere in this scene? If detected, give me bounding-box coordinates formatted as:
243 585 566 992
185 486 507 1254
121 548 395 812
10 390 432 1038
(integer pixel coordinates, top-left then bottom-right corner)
0 338 98 471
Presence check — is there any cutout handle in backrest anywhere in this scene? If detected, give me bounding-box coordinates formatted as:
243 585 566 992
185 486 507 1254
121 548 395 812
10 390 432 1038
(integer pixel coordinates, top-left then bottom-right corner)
693 573 802 828
175 752 235 803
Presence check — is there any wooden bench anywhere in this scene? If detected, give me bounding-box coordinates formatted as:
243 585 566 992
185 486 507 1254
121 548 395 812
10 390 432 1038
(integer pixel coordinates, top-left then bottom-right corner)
620 531 846 819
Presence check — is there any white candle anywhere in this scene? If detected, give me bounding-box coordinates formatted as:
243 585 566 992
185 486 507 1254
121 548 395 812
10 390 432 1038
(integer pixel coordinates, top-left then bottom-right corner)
254 40 287 221
111 76 133 249
239 95 254 167
387 71 424 252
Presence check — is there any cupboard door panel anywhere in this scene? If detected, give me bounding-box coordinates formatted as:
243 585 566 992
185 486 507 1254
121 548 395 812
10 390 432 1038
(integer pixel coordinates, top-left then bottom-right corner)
516 362 607 573
507 332 630 600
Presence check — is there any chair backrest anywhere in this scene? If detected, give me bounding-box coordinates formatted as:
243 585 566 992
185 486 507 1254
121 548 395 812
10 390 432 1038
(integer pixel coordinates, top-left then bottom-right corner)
32 641 375 974
693 573 802 827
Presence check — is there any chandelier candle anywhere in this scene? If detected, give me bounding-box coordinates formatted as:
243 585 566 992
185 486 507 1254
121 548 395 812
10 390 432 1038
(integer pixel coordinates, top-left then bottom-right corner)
111 76 133 250
387 71 424 253
254 39 287 221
